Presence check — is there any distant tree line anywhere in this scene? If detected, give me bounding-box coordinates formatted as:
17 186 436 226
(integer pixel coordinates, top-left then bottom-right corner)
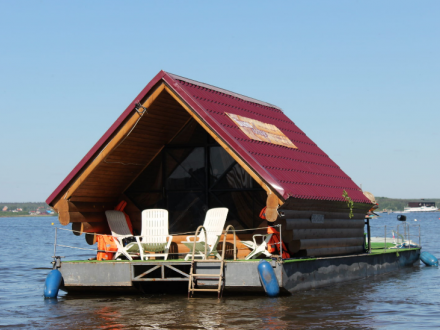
0 202 51 212
375 197 440 211
1 199 438 214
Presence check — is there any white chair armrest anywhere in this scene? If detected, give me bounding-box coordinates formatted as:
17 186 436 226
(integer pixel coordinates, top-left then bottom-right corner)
185 235 202 242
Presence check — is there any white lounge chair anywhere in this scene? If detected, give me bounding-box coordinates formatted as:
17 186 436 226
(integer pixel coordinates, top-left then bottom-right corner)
105 210 142 261
139 209 173 260
242 234 273 260
182 208 228 260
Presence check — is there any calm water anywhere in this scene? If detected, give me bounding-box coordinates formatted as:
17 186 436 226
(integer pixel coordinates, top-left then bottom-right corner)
1 213 440 329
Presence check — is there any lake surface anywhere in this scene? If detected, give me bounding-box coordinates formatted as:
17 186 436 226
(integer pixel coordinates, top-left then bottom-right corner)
1 213 440 329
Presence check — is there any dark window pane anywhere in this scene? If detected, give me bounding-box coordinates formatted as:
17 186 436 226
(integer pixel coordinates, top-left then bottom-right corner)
168 119 208 145
124 117 267 235
210 190 266 229
166 148 205 190
209 146 235 187
167 192 207 234
126 154 163 192
211 163 255 190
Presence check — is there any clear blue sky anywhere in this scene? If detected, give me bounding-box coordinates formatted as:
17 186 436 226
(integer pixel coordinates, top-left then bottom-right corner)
0 1 439 202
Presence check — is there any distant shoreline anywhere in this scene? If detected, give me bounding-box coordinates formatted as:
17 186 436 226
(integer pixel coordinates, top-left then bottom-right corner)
0 214 57 218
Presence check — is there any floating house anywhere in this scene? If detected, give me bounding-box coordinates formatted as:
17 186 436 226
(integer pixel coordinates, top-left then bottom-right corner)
46 71 420 294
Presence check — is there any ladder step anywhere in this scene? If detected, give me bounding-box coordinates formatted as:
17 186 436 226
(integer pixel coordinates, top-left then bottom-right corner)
192 278 222 281
191 274 222 277
189 288 221 292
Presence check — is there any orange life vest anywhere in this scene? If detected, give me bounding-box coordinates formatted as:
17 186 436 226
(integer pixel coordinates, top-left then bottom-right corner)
267 226 290 259
97 235 118 261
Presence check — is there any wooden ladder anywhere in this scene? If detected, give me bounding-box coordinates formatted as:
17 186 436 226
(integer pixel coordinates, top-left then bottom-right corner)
188 225 236 298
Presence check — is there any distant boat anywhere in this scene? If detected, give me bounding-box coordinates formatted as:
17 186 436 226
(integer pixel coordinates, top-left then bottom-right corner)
404 202 439 213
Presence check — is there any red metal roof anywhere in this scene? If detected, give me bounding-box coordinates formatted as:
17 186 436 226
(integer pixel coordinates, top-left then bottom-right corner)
47 71 371 205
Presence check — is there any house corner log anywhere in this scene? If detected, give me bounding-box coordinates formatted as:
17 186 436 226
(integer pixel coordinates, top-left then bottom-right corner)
55 199 115 225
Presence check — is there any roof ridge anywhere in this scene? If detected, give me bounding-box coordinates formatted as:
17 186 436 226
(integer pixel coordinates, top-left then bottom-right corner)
166 72 283 111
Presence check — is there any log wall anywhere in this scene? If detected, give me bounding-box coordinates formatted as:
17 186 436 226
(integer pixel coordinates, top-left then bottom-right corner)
278 200 371 258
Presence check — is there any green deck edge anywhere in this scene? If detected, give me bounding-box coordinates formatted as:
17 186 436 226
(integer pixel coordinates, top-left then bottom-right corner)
63 247 420 264
369 247 420 256
370 242 396 249
64 258 261 263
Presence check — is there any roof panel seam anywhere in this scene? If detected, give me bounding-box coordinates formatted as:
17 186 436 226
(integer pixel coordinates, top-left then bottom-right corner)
196 99 292 123
190 94 288 117
178 80 283 113
233 138 329 156
248 152 340 169
281 181 361 190
262 167 351 179
285 195 368 203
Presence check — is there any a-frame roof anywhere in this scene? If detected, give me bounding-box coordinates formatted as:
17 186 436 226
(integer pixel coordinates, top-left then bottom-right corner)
47 71 371 206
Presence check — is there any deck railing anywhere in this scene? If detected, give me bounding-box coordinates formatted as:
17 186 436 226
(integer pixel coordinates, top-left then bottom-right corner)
370 223 421 253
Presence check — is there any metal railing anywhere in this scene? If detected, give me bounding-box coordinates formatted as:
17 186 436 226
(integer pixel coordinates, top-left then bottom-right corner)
369 223 421 253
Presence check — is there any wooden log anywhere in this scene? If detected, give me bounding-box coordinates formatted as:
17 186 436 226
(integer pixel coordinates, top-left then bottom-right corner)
57 212 70 226
279 210 366 220
85 233 97 245
266 193 279 222
304 246 364 257
65 201 115 213
285 239 301 254
292 228 364 240
55 198 115 225
59 211 107 224
298 237 364 249
279 205 369 215
72 222 110 236
68 196 118 203
279 198 372 214
286 219 365 230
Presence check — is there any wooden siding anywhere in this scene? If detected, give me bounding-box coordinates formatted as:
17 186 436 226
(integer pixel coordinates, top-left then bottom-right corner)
278 199 370 257
55 87 192 218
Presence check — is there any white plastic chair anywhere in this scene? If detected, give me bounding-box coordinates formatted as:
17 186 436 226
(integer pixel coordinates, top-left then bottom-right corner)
105 210 142 261
182 208 228 260
139 209 173 260
242 234 273 260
